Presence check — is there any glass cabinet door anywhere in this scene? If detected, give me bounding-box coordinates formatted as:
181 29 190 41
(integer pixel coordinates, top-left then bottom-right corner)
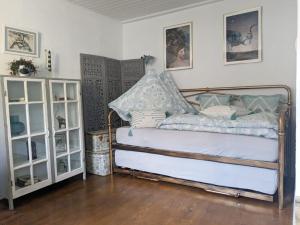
50 80 83 181
4 78 51 197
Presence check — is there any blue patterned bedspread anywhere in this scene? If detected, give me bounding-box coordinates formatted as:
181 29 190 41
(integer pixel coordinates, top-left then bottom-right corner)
157 112 278 139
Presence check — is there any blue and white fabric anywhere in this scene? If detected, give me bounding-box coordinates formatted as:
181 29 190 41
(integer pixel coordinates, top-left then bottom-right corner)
158 112 278 139
130 111 166 128
108 70 195 121
241 95 283 114
195 94 231 111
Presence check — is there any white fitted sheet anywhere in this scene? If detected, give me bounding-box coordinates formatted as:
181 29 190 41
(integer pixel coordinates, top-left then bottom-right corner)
115 150 278 195
116 127 278 162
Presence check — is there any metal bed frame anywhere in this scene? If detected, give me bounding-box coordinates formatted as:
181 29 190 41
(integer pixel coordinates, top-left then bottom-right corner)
108 85 291 209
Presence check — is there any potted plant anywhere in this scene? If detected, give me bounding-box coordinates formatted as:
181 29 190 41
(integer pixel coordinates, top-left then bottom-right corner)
9 58 37 76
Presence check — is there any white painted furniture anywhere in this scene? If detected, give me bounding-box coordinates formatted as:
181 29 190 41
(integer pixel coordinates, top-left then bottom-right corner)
0 77 85 209
49 80 85 182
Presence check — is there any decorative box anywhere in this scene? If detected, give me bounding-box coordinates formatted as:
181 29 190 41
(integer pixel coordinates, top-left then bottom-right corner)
86 151 110 176
85 129 116 153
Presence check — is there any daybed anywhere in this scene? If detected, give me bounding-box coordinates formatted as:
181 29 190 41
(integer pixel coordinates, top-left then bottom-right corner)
107 73 291 209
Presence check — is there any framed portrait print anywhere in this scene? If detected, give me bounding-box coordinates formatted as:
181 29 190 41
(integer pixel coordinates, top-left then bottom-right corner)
164 22 192 71
224 7 262 65
3 26 39 57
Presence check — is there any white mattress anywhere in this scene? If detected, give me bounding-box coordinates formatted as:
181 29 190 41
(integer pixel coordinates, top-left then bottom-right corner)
115 150 278 195
115 127 278 195
116 127 278 162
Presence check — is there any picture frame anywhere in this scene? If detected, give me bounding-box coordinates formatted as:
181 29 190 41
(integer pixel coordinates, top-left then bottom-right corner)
3 26 39 57
224 7 262 65
164 22 192 71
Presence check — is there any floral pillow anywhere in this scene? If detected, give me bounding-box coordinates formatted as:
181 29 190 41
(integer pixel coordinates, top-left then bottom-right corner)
108 71 194 121
158 71 196 114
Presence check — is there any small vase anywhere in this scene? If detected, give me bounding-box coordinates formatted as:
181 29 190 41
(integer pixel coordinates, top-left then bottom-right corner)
10 115 25 136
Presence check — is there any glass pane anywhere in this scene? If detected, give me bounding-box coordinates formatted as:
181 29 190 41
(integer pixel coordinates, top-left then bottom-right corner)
14 166 31 190
10 105 27 137
68 102 78 128
12 138 29 167
52 83 65 101
31 135 47 162
69 129 80 152
55 132 67 156
29 104 45 134
57 156 69 175
7 81 25 103
28 82 42 102
66 83 77 101
70 152 81 171
33 162 48 184
53 103 66 130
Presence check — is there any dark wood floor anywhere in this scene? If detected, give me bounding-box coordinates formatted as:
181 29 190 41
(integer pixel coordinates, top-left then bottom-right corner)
0 175 293 225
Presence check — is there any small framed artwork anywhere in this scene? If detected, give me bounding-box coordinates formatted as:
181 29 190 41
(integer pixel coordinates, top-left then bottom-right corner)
224 7 262 65
164 22 192 71
3 26 39 57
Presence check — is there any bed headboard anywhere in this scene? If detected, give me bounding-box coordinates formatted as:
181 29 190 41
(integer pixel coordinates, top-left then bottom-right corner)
179 85 292 107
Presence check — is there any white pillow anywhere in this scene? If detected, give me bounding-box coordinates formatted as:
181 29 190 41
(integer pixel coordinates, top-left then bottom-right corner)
230 106 252 117
130 111 166 128
200 105 237 120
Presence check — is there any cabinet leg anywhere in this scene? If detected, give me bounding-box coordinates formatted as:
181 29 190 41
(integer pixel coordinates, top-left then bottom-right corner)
82 172 86 181
8 198 14 210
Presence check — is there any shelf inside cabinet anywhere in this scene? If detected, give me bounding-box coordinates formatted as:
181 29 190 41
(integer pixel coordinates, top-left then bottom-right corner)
14 166 32 190
7 80 25 103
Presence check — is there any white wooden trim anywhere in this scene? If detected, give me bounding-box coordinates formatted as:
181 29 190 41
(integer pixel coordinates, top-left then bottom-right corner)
3 77 52 199
49 80 85 183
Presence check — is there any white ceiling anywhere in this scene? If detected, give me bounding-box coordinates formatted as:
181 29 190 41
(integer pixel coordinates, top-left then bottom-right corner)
67 0 222 22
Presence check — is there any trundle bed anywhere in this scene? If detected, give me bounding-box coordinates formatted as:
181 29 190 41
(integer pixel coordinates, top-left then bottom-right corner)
108 85 291 209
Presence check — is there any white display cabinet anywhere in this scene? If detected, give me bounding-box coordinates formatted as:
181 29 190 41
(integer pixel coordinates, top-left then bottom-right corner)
0 77 85 210
49 80 84 182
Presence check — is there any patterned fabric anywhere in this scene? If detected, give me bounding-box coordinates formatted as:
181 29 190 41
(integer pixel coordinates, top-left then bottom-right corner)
130 111 166 128
200 106 237 120
158 71 196 114
195 94 231 111
241 95 283 114
108 70 194 121
158 112 278 139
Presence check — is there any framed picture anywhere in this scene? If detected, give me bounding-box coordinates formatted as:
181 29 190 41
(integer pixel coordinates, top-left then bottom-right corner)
224 7 262 65
164 22 192 71
3 26 39 57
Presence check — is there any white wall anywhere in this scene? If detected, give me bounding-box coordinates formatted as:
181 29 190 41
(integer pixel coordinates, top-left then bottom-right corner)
123 0 297 189
295 0 300 200
123 0 297 96
0 0 122 200
0 0 122 79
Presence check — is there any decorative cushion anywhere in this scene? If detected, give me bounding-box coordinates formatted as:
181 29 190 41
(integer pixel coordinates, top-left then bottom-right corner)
200 105 237 120
195 94 231 111
130 111 166 128
108 70 194 121
240 95 283 114
230 106 252 117
158 71 196 114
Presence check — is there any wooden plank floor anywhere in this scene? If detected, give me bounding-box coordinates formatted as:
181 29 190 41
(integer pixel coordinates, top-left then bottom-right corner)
0 174 293 225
